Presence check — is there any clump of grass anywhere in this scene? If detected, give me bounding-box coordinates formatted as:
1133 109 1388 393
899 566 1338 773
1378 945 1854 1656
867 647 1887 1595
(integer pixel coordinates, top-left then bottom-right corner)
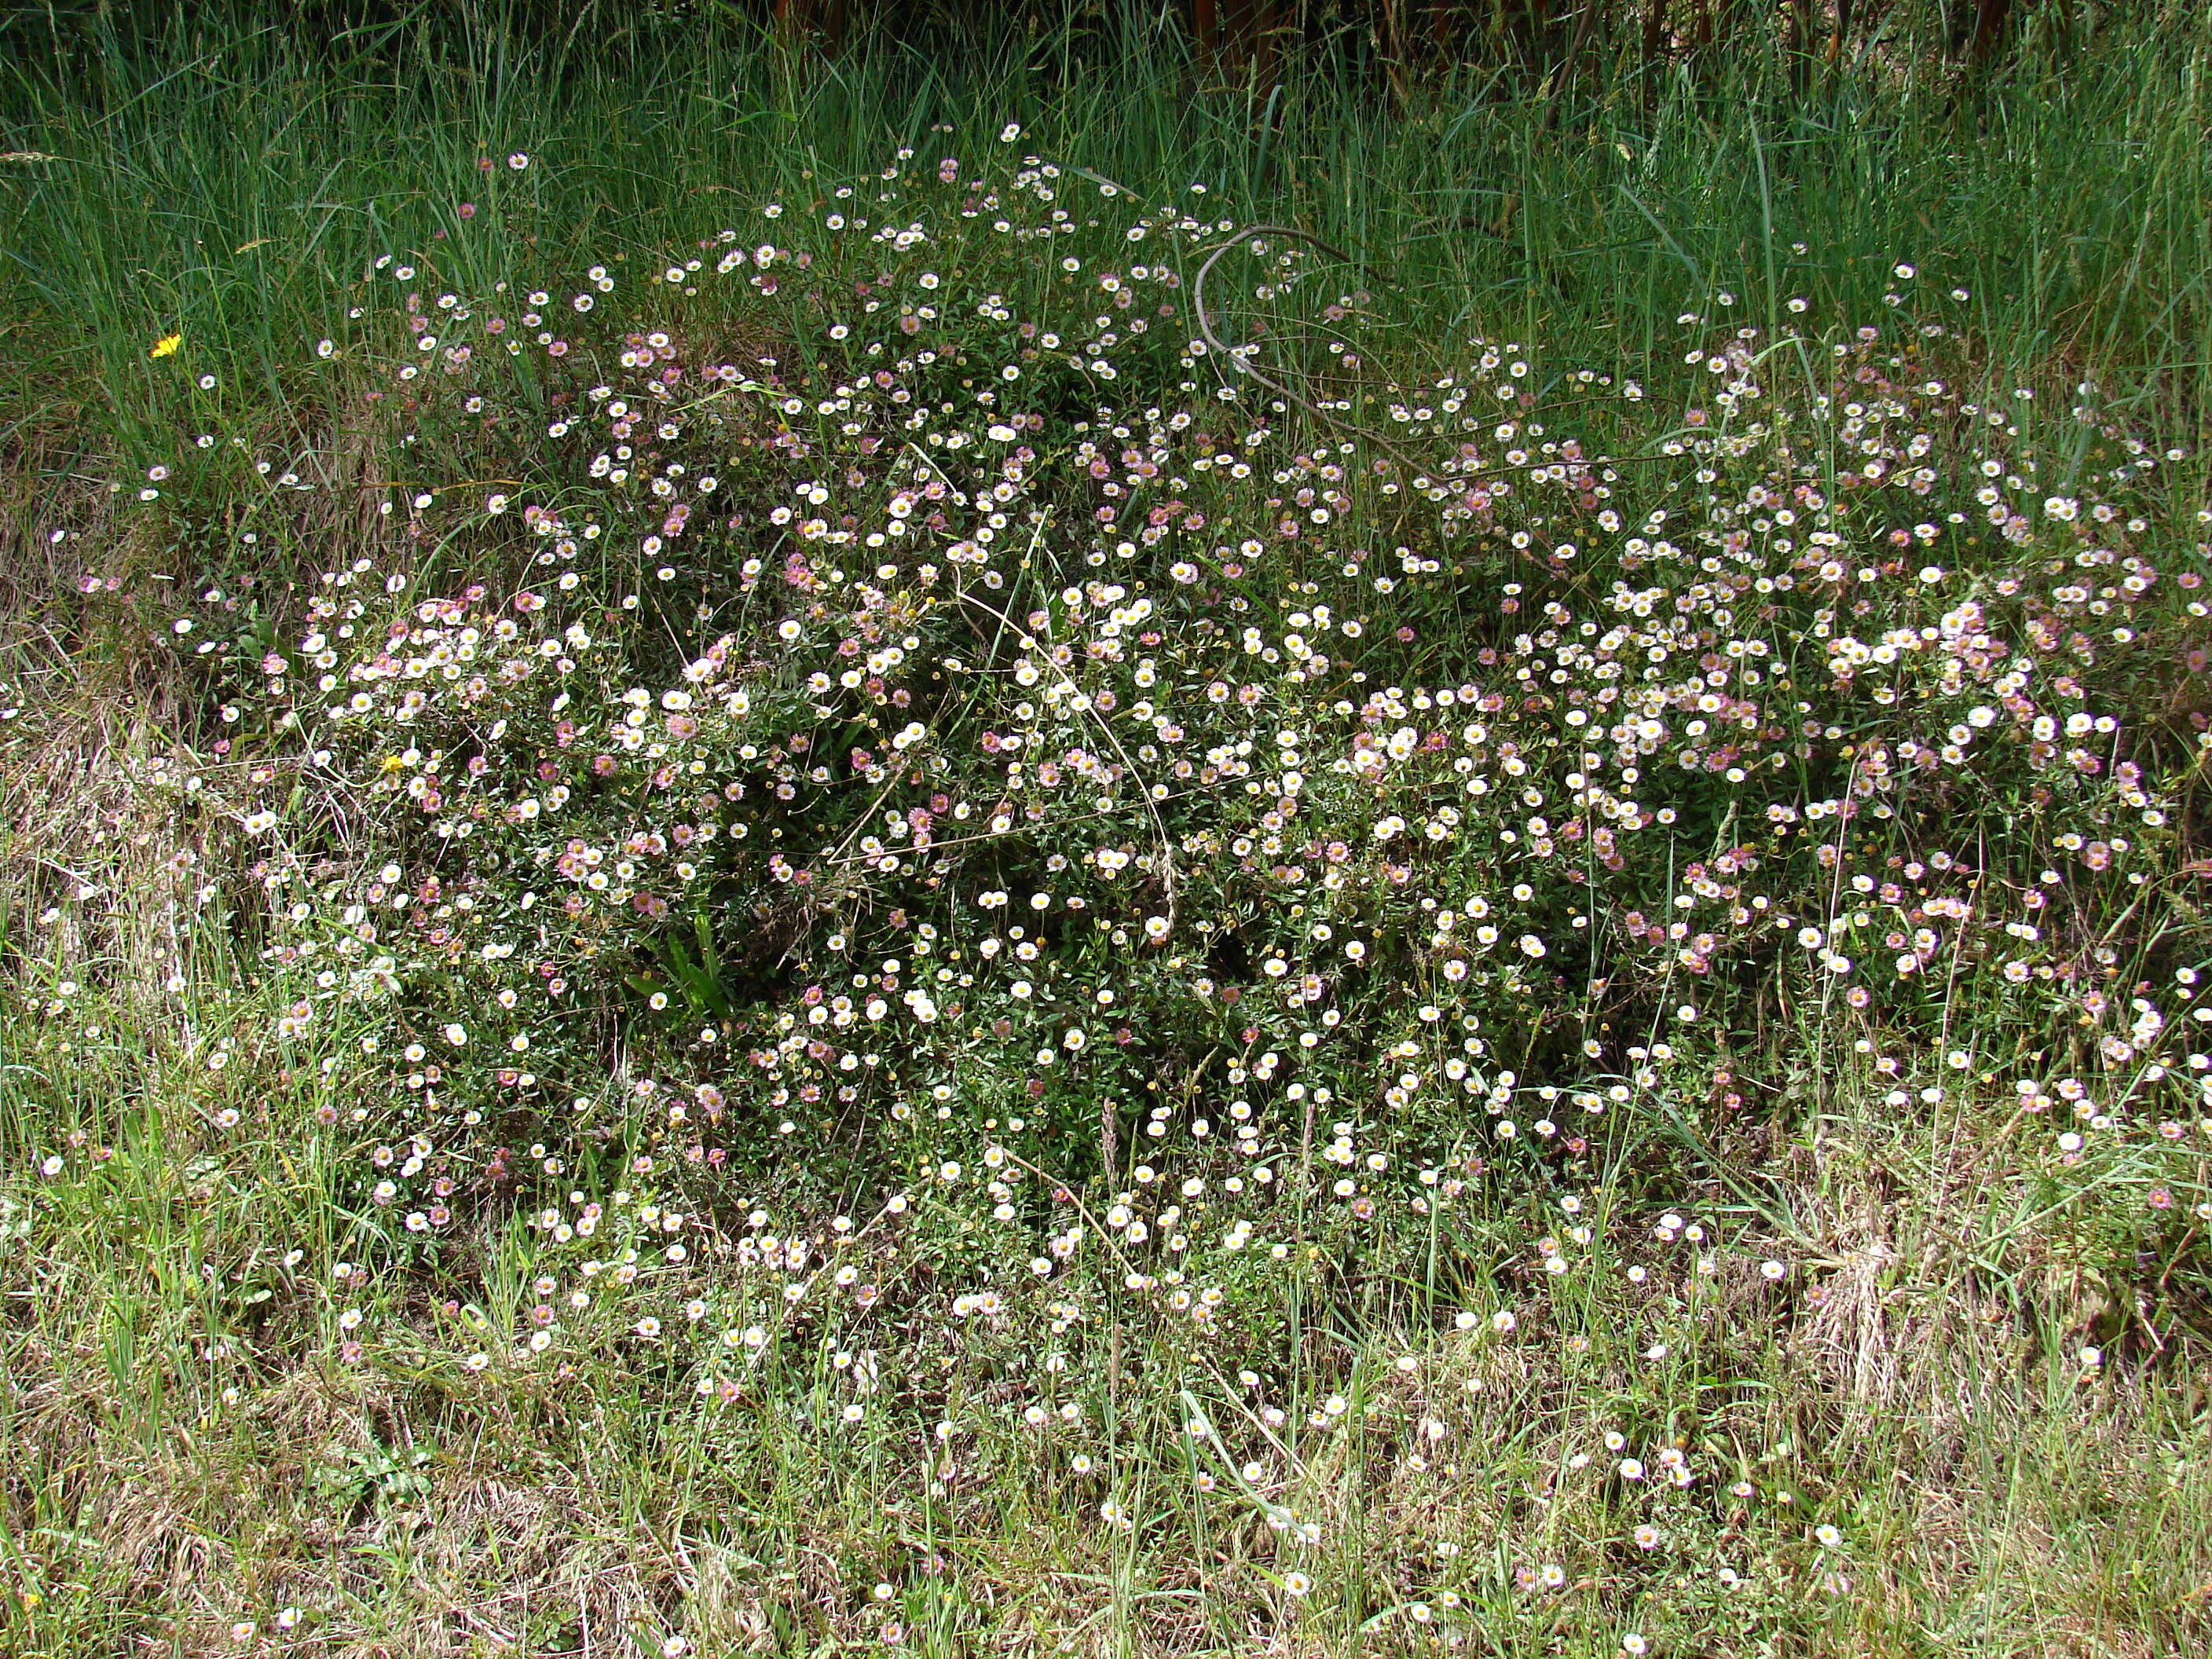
5 13 2210 459
5 24 2212 1659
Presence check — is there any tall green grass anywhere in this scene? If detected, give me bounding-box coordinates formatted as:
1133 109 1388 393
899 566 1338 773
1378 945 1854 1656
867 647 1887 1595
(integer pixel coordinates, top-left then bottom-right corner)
2 7 2207 469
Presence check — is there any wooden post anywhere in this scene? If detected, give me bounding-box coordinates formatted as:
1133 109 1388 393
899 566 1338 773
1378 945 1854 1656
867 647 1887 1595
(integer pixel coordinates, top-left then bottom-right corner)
1968 0 2013 66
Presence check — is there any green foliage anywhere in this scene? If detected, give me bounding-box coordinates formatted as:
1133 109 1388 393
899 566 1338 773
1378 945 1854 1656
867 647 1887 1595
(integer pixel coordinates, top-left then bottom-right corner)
3 18 2212 1658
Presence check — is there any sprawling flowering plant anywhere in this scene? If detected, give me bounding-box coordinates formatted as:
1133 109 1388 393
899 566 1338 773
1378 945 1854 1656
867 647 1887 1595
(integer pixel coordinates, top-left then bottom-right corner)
69 149 2209 1416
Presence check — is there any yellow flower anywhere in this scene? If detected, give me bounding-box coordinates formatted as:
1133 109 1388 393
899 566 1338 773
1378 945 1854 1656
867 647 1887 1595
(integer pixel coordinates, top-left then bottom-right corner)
379 754 408 775
148 332 182 359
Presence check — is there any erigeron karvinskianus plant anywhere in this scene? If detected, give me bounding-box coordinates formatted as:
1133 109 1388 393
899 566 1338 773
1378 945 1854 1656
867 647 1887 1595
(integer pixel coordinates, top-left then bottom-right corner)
77 147 2207 1397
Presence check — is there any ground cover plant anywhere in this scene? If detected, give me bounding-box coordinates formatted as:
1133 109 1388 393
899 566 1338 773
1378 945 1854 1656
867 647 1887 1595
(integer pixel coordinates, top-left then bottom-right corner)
3 9 2211 1657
